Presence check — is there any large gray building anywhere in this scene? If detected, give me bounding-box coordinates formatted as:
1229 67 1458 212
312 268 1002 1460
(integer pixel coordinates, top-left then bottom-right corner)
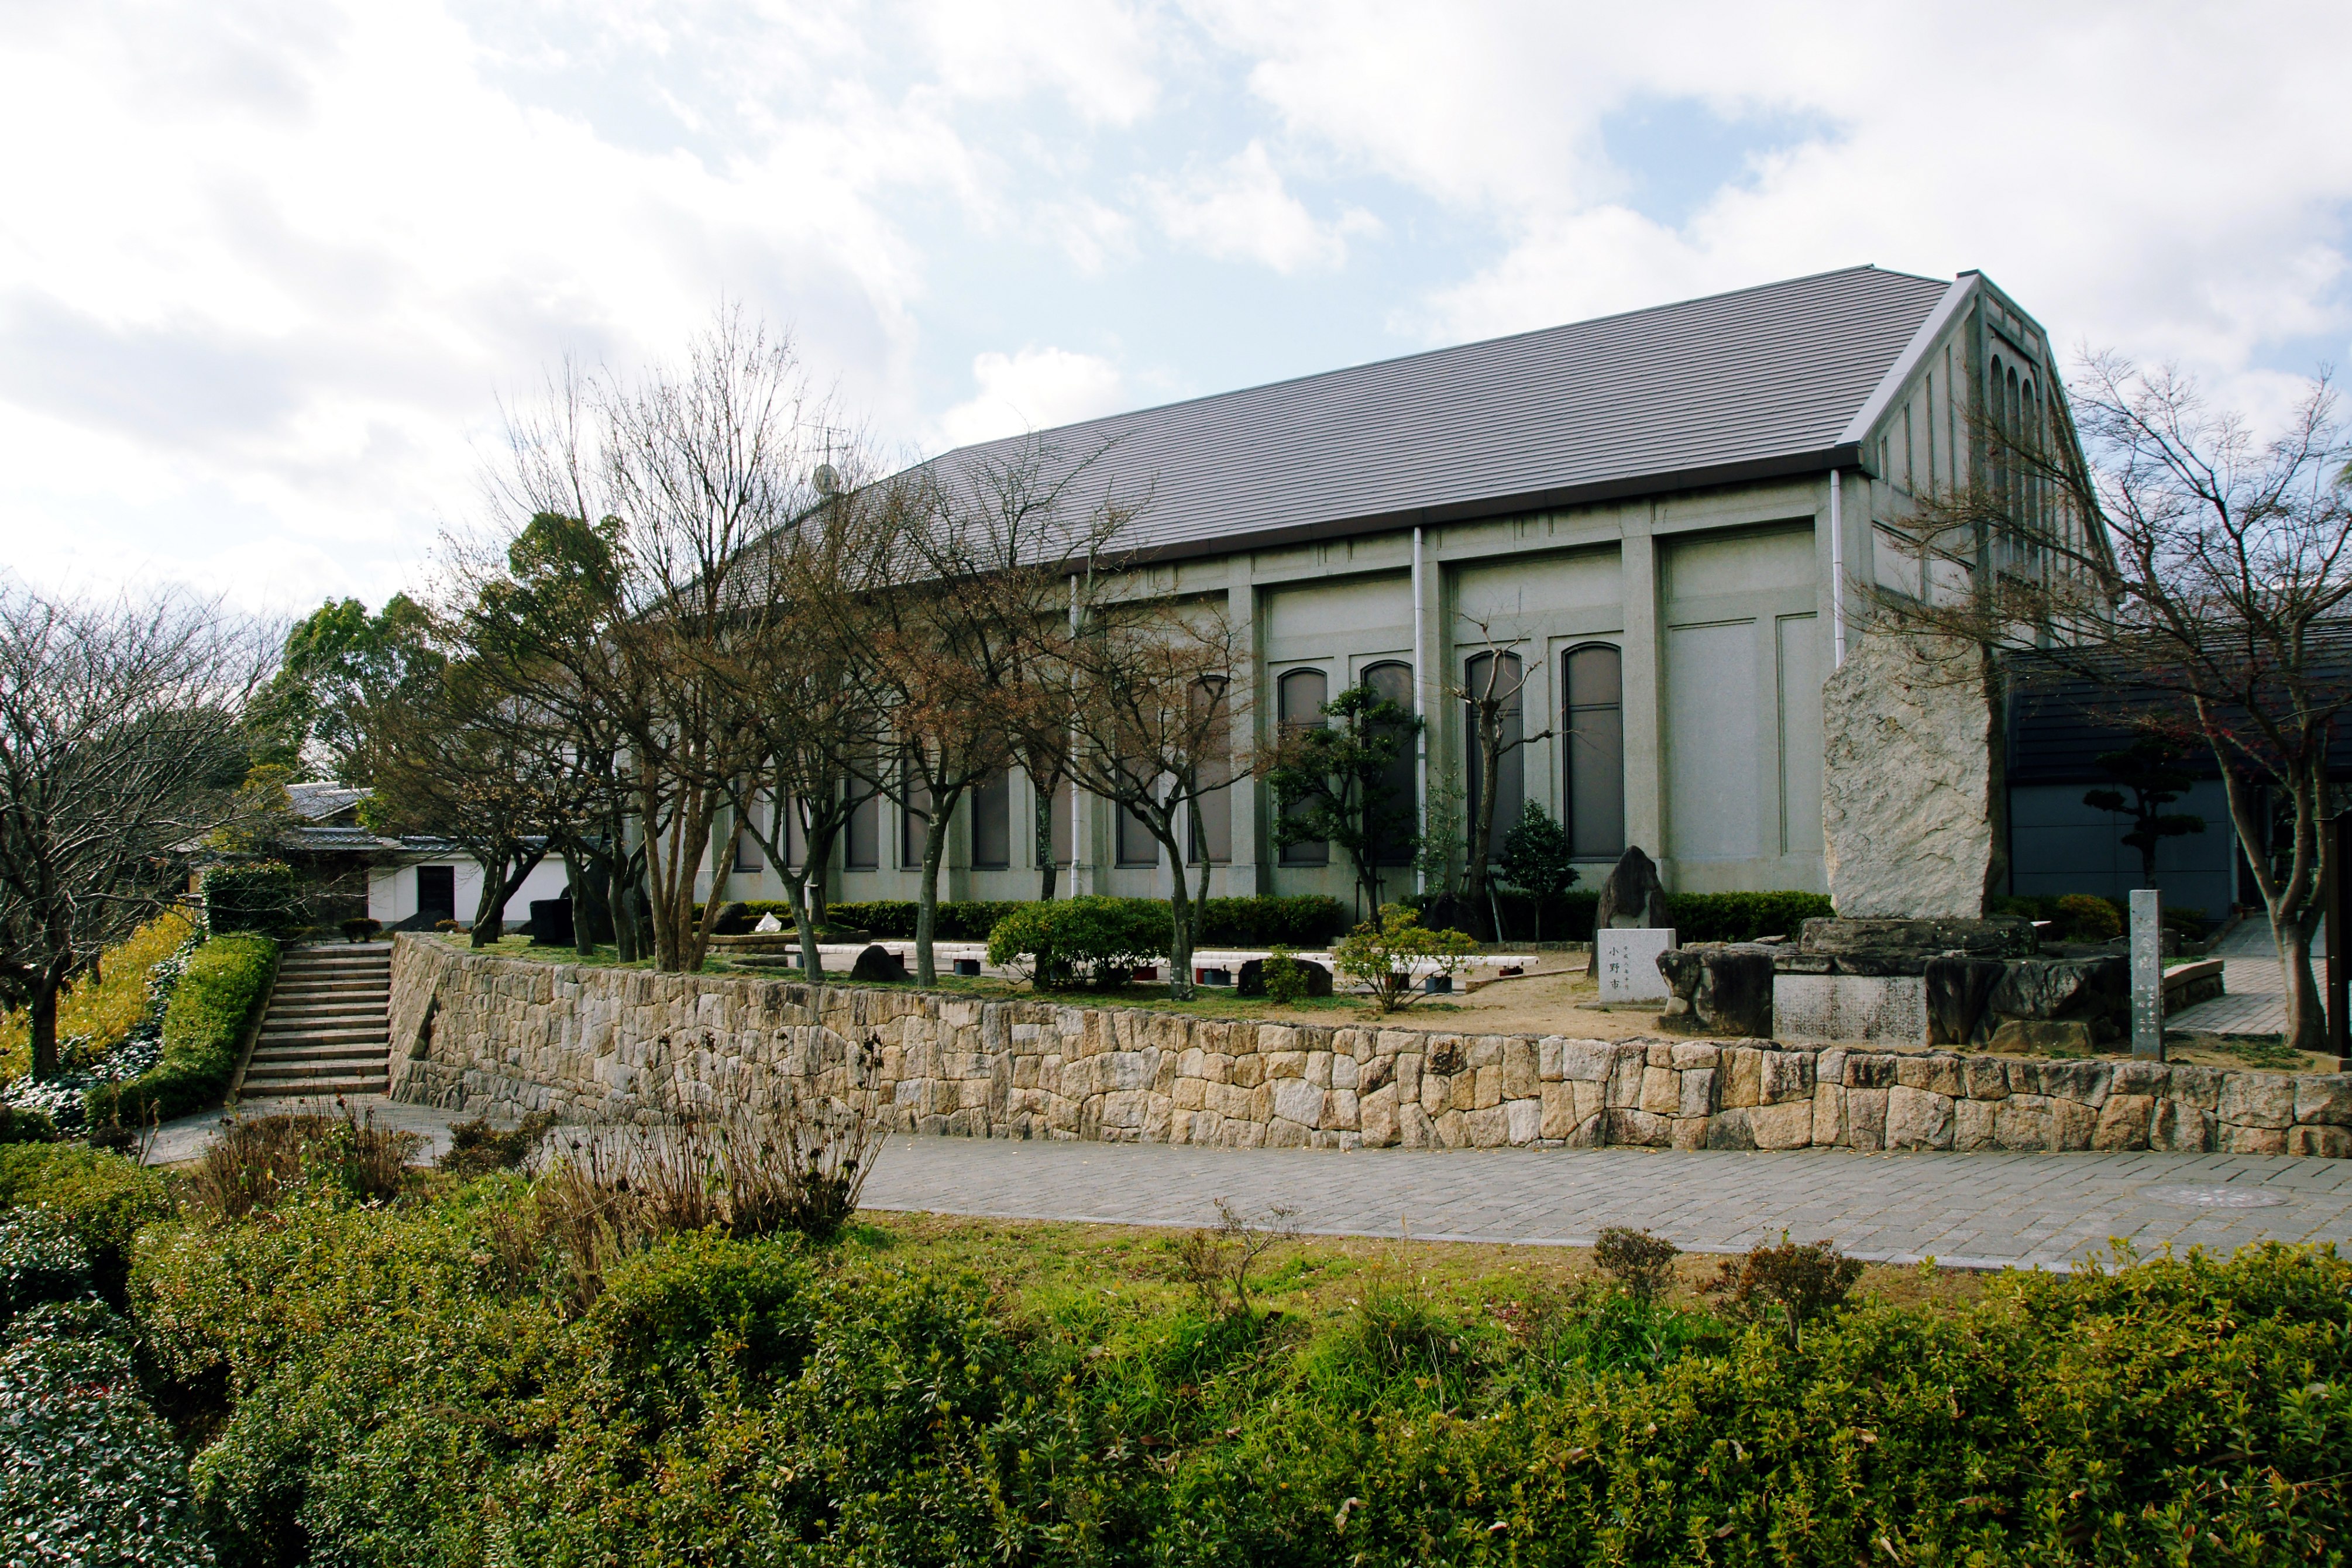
712 264 2078 914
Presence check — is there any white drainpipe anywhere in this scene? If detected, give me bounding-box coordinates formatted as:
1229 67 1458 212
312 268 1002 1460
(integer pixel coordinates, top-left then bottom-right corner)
1412 525 1428 894
1830 469 1848 668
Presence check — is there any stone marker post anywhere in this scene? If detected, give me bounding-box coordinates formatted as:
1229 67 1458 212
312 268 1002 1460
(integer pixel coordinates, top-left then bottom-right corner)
2130 888 2163 1061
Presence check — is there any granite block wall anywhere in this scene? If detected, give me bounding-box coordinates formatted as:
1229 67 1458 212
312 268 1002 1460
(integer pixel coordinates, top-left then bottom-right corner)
386 935 2352 1157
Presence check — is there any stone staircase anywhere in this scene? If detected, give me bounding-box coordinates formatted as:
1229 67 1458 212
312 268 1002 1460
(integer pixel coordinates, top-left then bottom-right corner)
239 943 392 1099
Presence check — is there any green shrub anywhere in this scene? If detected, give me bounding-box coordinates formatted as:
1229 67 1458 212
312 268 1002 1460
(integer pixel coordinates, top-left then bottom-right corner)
2055 892 2125 942
827 895 1350 947
0 1104 58 1145
0 1144 173 1305
1330 905 1478 1012
1263 947 1311 1005
1424 889 1835 944
85 933 276 1129
202 860 308 936
1 1298 210 1567
0 1207 92 1326
986 896 1172 986
1195 895 1350 945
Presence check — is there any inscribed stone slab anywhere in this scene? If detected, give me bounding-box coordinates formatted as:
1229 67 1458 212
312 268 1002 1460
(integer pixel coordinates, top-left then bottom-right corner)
1775 974 1930 1046
1599 928 1676 1003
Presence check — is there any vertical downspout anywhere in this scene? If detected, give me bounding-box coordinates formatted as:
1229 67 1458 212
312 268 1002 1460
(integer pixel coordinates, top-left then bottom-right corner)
1412 525 1428 895
1829 469 1848 668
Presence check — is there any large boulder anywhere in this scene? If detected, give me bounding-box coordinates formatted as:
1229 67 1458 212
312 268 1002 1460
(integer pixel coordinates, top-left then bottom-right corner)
1821 632 2001 920
849 944 909 984
1923 955 2006 1046
1658 944 1776 1037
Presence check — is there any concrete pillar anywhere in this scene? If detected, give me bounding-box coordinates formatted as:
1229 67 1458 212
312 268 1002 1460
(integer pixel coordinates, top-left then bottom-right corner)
1621 520 1668 880
1229 580 1270 894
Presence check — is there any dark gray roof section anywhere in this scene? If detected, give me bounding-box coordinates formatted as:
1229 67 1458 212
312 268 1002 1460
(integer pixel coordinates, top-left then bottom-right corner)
925 265 1957 562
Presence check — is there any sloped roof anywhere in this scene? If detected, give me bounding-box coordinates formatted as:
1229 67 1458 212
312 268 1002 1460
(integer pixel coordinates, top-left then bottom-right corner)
925 264 1958 562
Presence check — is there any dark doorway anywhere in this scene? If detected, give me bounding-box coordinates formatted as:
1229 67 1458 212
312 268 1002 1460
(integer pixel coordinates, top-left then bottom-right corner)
417 864 456 926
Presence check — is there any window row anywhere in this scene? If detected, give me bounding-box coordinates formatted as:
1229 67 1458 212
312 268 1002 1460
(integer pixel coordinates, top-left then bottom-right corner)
731 641 1627 877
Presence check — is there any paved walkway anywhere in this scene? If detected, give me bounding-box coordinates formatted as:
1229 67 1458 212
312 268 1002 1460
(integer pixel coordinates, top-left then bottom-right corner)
2167 917 2320 1040
146 1096 2352 1273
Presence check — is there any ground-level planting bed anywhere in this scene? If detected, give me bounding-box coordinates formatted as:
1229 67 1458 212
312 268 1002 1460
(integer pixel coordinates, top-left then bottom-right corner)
5 1130 2349 1564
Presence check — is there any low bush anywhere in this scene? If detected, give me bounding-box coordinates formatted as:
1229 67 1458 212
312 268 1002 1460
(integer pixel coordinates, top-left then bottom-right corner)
1993 892 2212 943
1330 905 1479 1012
438 1109 558 1178
0 1144 173 1305
84 933 276 1129
0 1104 58 1145
201 861 308 937
102 1187 2352 1565
185 1105 421 1220
0 1207 92 1325
339 916 383 943
1 1298 211 1567
985 896 1173 986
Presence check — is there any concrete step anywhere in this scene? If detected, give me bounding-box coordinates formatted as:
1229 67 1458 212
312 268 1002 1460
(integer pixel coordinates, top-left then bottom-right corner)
247 1044 390 1067
242 1074 388 1098
245 1052 388 1078
259 1026 389 1048
277 964 390 979
266 1003 388 1022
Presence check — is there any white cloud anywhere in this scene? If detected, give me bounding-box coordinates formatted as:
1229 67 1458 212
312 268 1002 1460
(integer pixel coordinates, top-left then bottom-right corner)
937 346 1129 446
1144 140 1377 273
918 0 1166 126
1198 0 2352 394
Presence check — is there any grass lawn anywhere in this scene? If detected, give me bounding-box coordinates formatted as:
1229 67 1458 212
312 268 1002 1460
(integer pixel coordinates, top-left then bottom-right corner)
850 1210 1989 1321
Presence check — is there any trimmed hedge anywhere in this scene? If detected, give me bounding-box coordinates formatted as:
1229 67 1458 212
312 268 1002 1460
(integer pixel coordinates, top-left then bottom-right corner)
828 895 1350 947
1426 889 1837 944
84 934 276 1129
201 861 308 936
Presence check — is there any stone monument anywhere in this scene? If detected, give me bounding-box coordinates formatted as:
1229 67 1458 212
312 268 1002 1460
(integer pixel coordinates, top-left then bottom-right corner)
1820 631 2000 918
1770 630 2119 1047
1587 845 1670 977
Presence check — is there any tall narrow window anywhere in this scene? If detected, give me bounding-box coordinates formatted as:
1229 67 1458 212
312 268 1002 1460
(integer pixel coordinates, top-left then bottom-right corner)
844 775 879 870
1277 667 1329 865
1463 651 1524 856
783 790 806 872
733 786 763 872
1046 776 1072 867
1117 800 1159 866
899 753 931 870
971 768 1012 869
1562 644 1624 859
1188 677 1233 865
1361 661 1416 866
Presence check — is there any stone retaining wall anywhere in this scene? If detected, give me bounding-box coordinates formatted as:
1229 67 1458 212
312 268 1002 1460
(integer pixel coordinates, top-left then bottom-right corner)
386 935 2352 1157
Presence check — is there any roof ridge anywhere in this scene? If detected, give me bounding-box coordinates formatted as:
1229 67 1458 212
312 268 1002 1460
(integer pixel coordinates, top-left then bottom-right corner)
929 263 1951 460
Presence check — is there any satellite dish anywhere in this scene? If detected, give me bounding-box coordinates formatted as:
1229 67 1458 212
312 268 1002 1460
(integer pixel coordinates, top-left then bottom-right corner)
813 462 843 496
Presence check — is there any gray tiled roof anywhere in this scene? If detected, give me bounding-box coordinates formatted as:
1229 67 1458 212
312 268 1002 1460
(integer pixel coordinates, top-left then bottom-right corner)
925 264 1955 561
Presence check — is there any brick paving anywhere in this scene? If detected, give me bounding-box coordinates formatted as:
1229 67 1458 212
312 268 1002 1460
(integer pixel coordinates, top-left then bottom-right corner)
148 1095 2352 1273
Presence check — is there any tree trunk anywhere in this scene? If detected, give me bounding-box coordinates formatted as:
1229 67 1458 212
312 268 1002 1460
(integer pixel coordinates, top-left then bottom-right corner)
1036 782 1060 902
784 869 823 981
2275 907 2326 1055
913 789 964 986
1463 721 1503 940
29 983 59 1082
1161 821 1196 1000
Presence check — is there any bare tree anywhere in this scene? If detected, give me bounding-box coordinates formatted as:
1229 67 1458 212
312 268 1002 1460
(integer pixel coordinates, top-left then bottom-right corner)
471 311 830 974
1062 590 1246 999
1869 355 2352 1054
359 658 587 947
1450 618 1554 939
0 586 274 1078
837 441 1127 983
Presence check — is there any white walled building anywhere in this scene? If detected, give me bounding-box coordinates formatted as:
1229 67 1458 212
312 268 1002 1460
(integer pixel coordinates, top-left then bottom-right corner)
705 266 2069 913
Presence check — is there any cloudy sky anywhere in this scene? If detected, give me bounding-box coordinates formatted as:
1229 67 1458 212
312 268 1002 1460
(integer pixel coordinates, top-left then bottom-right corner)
6 0 2350 613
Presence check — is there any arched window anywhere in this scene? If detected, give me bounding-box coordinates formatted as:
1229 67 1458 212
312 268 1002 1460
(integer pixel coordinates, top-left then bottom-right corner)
1277 668 1329 865
1463 651 1523 856
1360 661 1416 866
1562 644 1624 858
